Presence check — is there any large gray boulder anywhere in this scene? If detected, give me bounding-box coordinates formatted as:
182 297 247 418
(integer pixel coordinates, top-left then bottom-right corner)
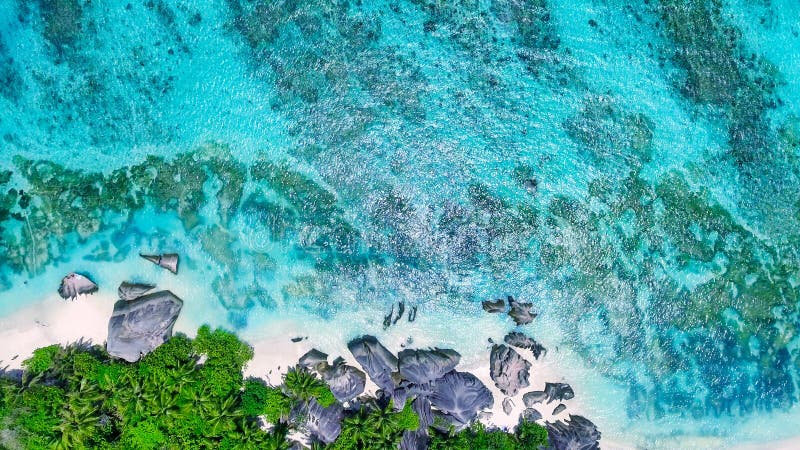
398 348 461 385
504 332 546 359
319 358 366 403
140 253 179 274
400 430 428 450
118 282 155 301
545 415 601 450
58 273 98 301
522 408 542 422
482 299 505 313
413 397 434 429
544 382 575 403
523 390 547 407
390 379 437 411
305 399 343 444
490 345 531 396
347 335 398 392
430 371 494 425
299 349 328 368
106 290 183 362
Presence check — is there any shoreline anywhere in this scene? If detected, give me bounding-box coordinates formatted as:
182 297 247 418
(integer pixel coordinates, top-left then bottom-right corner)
1 294 798 450
0 293 599 429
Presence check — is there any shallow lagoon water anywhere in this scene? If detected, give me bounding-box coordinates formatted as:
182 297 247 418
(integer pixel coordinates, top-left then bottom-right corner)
1 0 800 447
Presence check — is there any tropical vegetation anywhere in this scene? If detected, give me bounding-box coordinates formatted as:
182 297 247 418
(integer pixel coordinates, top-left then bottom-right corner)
0 326 548 449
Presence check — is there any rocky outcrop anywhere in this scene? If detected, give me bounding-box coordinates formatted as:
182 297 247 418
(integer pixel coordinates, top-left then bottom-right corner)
545 415 601 450
106 290 183 362
304 399 343 444
347 335 398 392
58 273 98 301
544 382 575 403
481 299 505 313
319 358 366 403
118 282 155 301
524 383 575 407
508 296 536 325
340 336 503 431
399 430 427 450
521 408 542 422
299 349 328 368
523 390 548 407
490 344 531 396
430 371 494 425
413 396 434 429
140 253 179 274
553 403 566 415
504 332 546 359
398 348 461 385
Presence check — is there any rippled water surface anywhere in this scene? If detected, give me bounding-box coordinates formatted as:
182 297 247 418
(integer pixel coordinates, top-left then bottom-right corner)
1 0 800 447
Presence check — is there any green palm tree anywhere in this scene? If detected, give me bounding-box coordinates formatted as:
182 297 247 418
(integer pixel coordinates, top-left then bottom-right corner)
368 405 400 434
283 366 328 402
264 423 292 450
339 407 380 447
54 380 103 449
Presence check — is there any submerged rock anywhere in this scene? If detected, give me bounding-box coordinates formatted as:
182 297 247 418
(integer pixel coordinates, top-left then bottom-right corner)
398 348 461 384
490 345 531 396
503 397 514 415
394 301 405 325
544 382 575 403
117 282 155 301
58 273 98 301
545 415 601 450
383 305 394 329
106 290 183 362
504 332 546 359
523 390 548 407
408 305 418 322
140 253 179 274
319 358 366 403
347 335 398 392
507 296 536 325
482 299 506 313
299 349 328 368
430 371 494 425
305 399 343 444
523 178 539 195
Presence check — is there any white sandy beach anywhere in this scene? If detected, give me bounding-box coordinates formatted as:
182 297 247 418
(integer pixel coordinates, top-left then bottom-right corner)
0 293 614 445
0 293 115 370
2 294 797 450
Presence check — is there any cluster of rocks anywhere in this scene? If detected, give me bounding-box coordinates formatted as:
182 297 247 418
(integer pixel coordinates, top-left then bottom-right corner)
483 295 601 449
482 295 537 325
295 331 601 450
58 253 183 363
295 336 493 447
54 269 601 449
383 301 418 329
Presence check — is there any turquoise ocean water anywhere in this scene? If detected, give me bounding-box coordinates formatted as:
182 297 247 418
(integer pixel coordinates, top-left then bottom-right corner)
2 0 800 447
